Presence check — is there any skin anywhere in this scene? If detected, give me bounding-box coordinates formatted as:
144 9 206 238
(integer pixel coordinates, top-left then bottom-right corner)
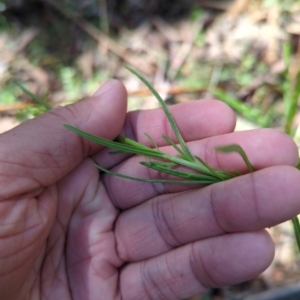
1 79 300 300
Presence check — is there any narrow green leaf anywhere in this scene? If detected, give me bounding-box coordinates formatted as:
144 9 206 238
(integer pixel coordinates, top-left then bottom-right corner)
141 161 220 183
126 66 195 162
64 124 164 159
144 133 161 151
14 82 52 110
292 216 300 252
95 164 207 184
115 135 154 151
297 158 300 170
162 134 186 158
285 70 300 135
64 124 234 179
164 155 217 175
211 88 271 127
215 144 254 172
194 156 232 181
283 41 292 69
142 161 177 168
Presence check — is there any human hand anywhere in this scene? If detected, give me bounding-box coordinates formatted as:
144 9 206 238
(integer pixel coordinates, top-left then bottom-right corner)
1 79 300 300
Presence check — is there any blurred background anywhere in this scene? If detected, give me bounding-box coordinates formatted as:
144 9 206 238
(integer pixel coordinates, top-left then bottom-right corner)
1 0 300 299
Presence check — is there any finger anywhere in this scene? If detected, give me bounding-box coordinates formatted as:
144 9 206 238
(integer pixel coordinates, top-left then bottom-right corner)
0 80 127 199
199 128 298 172
119 231 274 300
105 129 298 209
93 99 236 168
123 99 236 145
115 166 300 262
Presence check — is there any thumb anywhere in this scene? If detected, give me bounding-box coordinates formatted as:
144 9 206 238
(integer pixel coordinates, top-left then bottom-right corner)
0 79 127 199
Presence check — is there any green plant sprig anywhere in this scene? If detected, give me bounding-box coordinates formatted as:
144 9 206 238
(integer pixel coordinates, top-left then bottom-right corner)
14 82 52 111
15 66 300 253
64 67 254 185
282 41 300 253
64 123 246 184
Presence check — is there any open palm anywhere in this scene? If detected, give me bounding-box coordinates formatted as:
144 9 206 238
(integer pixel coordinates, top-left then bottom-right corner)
1 80 300 300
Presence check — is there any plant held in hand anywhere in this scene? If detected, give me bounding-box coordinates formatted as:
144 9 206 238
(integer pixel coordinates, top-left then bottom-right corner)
16 66 300 252
64 67 254 184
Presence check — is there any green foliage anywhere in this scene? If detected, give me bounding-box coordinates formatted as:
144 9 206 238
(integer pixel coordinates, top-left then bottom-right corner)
216 144 254 172
281 41 300 252
0 81 19 104
0 15 10 32
177 61 212 89
65 67 254 185
210 88 272 127
282 42 300 135
189 8 203 22
14 82 52 110
15 106 48 121
16 62 300 253
60 67 81 99
13 82 51 120
59 67 111 101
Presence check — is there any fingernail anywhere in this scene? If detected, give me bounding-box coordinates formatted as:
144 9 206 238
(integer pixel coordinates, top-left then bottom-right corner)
93 79 119 96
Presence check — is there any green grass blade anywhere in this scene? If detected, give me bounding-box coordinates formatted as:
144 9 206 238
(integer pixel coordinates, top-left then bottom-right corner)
285 70 300 135
144 133 161 151
215 144 254 172
126 66 195 162
283 41 292 67
141 161 220 183
211 88 272 127
165 155 213 174
64 124 164 159
283 42 292 123
283 43 300 253
194 156 232 181
64 124 235 179
292 216 300 252
14 82 52 111
296 158 300 170
162 134 186 157
95 164 208 184
115 135 156 152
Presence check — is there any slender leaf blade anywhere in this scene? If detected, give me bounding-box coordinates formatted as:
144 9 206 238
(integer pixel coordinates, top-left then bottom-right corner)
64 124 164 159
14 82 52 110
194 156 232 181
285 70 300 135
95 164 209 184
215 144 254 172
144 133 161 151
162 134 186 157
292 216 300 252
141 161 220 183
126 66 195 162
